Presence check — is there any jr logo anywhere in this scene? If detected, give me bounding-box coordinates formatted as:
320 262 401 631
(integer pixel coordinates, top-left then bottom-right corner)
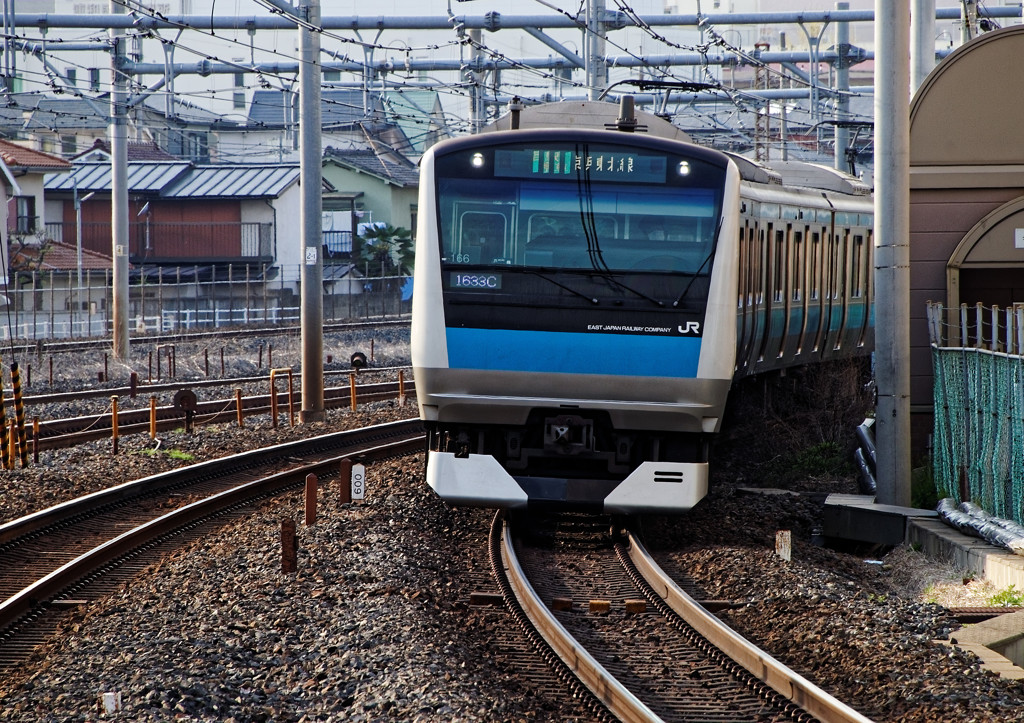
678 321 701 335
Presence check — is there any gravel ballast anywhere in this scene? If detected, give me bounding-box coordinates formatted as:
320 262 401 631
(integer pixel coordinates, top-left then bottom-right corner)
2 330 1024 721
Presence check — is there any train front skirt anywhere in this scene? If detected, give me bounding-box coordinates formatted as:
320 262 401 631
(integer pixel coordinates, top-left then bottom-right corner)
426 451 708 514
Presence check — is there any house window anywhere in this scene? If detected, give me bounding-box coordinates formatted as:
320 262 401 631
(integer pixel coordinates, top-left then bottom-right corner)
324 70 341 82
14 196 36 234
234 72 245 87
89 68 101 91
65 68 77 86
61 135 77 157
233 91 246 109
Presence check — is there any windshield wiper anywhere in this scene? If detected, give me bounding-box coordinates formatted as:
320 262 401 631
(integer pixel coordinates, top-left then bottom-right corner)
673 220 722 307
524 269 599 305
598 274 665 307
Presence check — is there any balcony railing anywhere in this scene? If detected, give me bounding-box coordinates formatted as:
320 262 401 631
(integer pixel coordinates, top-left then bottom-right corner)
44 221 275 263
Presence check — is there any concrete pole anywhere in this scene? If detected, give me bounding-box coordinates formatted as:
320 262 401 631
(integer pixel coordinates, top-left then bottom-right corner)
469 28 484 133
299 0 325 423
110 0 129 360
585 0 607 99
833 2 850 173
873 0 912 507
911 0 936 93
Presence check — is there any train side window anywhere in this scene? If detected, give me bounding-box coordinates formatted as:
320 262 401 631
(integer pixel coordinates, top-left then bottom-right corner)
746 225 757 306
756 226 766 305
809 231 820 301
833 230 847 300
791 231 803 302
851 234 864 298
737 227 747 308
773 229 785 303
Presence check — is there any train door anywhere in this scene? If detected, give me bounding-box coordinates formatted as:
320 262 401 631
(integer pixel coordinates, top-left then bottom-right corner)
823 225 848 354
808 226 826 355
764 226 788 363
847 229 869 350
856 228 873 349
736 220 753 373
753 222 772 366
787 226 809 360
454 204 512 265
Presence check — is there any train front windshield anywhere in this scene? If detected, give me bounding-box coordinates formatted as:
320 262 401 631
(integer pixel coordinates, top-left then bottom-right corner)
433 139 727 311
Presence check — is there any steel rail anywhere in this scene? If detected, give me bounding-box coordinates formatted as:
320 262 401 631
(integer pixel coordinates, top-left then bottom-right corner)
17 365 410 407
1 319 408 357
625 531 875 723
0 420 424 636
0 418 422 545
499 518 661 723
23 381 414 452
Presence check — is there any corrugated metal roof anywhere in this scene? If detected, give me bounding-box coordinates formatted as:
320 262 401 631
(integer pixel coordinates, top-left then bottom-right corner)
45 162 192 193
161 164 299 198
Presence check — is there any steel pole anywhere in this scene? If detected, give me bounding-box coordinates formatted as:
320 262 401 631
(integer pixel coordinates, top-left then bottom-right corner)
299 0 325 423
873 0 912 507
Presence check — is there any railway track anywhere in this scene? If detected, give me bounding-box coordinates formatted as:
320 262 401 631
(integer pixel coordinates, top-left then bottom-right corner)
17 376 414 451
495 513 875 723
2 319 409 357
0 418 424 673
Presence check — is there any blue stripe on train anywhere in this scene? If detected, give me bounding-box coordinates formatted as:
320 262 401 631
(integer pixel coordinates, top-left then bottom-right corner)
445 327 702 377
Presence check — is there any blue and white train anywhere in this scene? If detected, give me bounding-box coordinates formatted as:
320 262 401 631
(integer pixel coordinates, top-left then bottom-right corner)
411 102 873 514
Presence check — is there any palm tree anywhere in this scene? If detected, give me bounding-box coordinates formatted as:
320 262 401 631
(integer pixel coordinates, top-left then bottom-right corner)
354 224 414 276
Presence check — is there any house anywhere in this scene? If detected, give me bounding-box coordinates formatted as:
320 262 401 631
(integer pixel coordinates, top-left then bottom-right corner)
7 240 114 338
0 93 233 163
44 160 298 267
0 139 72 237
322 147 419 242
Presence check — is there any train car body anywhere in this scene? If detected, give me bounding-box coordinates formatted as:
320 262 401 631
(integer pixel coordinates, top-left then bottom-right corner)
412 107 873 515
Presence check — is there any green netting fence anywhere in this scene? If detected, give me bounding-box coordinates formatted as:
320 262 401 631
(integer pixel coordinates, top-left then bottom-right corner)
930 301 1024 523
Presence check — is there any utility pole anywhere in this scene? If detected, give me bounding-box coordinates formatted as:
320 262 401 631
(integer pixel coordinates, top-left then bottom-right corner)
873 0 912 507
911 0 936 93
585 0 607 99
298 0 325 423
834 2 851 172
110 0 129 360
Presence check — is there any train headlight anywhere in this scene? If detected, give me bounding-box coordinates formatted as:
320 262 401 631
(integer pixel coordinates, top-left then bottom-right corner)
471 152 485 168
677 161 691 176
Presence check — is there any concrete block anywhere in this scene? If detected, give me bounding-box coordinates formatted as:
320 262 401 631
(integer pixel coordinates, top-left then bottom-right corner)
823 494 937 546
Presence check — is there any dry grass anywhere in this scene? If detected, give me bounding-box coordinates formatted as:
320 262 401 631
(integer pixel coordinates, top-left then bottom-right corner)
884 544 1005 607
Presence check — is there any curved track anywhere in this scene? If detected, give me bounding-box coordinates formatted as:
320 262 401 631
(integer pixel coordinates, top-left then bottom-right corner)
0 418 423 672
496 513 875 723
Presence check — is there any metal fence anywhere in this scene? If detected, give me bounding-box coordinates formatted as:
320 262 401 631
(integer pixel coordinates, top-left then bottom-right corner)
0 263 410 342
928 301 1024 523
45 221 275 262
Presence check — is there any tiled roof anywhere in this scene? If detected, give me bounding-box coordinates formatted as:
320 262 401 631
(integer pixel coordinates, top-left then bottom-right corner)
0 138 71 171
11 240 111 272
75 138 182 162
324 149 418 187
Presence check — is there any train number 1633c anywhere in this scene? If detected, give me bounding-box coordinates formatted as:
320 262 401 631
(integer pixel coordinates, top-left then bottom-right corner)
450 272 502 289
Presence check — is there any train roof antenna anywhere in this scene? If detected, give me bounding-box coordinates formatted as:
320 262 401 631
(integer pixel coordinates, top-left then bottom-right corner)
615 95 637 133
508 96 524 130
